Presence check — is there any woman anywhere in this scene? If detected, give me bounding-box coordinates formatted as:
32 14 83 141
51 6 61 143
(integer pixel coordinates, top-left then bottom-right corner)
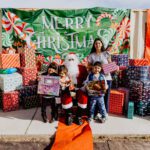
88 37 112 113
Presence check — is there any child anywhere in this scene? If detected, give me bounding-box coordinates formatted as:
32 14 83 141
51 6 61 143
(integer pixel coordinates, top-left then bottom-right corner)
58 65 74 126
40 62 60 123
84 61 108 123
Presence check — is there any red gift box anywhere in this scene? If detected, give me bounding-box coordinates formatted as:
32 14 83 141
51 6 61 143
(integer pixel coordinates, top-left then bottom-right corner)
129 59 149 66
102 62 118 74
2 91 19 112
20 52 36 68
109 90 125 115
118 88 129 114
20 68 37 86
0 54 20 69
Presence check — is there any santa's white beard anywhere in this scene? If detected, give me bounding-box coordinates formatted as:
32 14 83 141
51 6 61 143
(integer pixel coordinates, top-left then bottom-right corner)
65 61 79 85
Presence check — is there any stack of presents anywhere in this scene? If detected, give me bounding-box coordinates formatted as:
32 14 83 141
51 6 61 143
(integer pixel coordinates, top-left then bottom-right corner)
109 54 150 118
0 48 150 120
0 47 40 112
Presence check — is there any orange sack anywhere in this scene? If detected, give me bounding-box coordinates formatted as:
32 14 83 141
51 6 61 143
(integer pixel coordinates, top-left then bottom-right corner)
51 120 93 150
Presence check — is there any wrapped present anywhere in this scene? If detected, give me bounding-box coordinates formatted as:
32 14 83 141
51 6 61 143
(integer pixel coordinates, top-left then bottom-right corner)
102 62 118 74
126 66 139 80
20 51 36 68
126 66 150 80
111 72 119 89
109 90 125 115
2 91 19 112
142 88 150 100
111 54 128 66
22 95 40 109
19 85 38 104
118 66 128 87
86 80 106 96
129 80 143 101
129 59 149 66
118 88 129 114
38 76 60 96
137 66 150 80
127 102 134 119
0 54 20 69
135 99 150 116
141 80 150 100
0 73 23 92
19 85 38 98
20 68 37 86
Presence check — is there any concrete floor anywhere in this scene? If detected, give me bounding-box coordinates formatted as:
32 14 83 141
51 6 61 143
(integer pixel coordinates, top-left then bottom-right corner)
0 107 149 136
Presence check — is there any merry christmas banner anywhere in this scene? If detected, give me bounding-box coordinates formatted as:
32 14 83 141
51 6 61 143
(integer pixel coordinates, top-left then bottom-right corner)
2 8 130 61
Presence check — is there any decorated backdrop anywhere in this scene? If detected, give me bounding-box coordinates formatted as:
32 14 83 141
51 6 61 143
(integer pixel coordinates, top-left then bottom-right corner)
2 8 130 65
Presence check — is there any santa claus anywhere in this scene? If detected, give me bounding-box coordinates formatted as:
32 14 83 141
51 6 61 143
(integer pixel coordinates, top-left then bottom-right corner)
64 52 88 87
64 52 88 125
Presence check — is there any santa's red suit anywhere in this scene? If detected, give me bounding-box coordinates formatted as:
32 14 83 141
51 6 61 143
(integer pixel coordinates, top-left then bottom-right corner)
76 64 88 109
59 75 73 109
63 53 88 110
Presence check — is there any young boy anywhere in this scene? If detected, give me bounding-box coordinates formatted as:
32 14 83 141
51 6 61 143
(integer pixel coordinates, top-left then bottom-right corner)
84 61 108 123
40 62 60 123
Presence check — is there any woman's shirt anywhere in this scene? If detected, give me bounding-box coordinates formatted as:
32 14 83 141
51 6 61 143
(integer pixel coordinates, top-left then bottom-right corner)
88 51 112 80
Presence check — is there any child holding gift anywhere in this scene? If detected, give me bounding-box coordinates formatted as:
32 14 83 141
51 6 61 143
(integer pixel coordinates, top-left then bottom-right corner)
58 65 75 126
84 61 108 123
40 62 60 123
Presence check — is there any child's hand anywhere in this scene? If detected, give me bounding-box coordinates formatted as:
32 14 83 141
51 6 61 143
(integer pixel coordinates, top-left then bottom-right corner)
65 80 71 87
66 80 71 84
37 75 41 81
69 84 75 91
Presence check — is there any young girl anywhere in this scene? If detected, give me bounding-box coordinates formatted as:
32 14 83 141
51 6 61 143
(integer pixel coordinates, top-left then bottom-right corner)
85 61 108 123
40 62 59 123
58 65 74 126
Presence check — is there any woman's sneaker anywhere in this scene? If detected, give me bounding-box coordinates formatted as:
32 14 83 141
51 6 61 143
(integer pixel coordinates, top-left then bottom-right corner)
100 117 106 123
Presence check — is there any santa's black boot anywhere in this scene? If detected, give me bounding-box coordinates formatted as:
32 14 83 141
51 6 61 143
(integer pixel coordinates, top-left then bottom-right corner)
76 107 83 125
65 109 73 126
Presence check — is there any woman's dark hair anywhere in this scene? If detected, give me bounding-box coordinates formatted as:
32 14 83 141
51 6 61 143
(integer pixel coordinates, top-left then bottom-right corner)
93 61 102 67
45 62 57 73
90 37 105 54
58 65 68 75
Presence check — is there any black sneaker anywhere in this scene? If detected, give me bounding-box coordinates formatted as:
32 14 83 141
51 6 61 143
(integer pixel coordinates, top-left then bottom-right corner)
54 113 58 121
66 116 73 126
49 117 55 123
86 117 92 123
76 117 83 125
